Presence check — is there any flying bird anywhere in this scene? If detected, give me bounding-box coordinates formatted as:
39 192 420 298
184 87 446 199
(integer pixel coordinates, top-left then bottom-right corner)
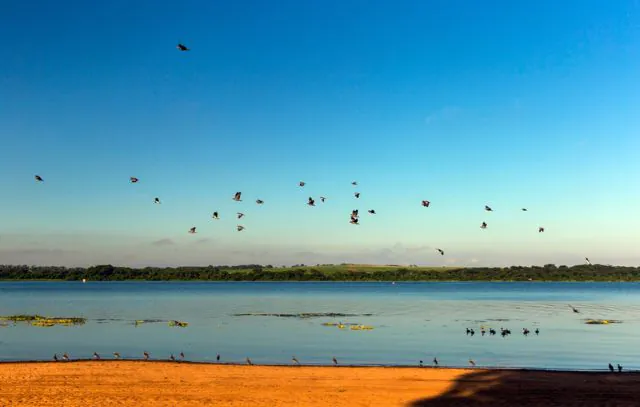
436 248 444 256
237 225 245 232
130 177 139 183
538 227 545 233
188 227 197 234
35 175 43 182
569 305 580 313
320 196 326 202
237 212 245 219
368 209 376 214
233 192 242 201
154 197 161 204
485 205 493 212
586 257 592 265
307 197 315 206
351 210 359 218
350 216 359 225
480 222 487 229
354 192 360 198
177 43 189 51
212 212 219 220
422 200 430 207
522 208 528 211
299 181 305 187
351 181 357 186
256 199 264 205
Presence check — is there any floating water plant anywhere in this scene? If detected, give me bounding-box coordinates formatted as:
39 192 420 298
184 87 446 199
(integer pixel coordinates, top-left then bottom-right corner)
585 319 622 325
168 320 189 327
0 315 86 326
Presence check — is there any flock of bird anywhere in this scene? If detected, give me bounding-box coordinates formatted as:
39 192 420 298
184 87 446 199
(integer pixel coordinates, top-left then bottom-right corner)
26 42 578 261
465 327 540 337
49 351 627 373
32 170 556 258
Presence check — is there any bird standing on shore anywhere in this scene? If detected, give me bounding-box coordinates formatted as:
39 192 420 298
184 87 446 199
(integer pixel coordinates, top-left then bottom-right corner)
469 359 476 367
53 354 58 362
93 352 101 360
169 354 176 361
292 356 300 365
180 352 185 361
143 351 150 361
216 353 220 362
618 364 623 372
332 357 338 366
246 357 253 365
113 352 121 359
63 353 70 361
609 363 615 372
433 357 438 367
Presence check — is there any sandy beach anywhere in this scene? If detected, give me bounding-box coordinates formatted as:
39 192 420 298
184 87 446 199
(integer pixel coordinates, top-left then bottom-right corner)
0 362 639 406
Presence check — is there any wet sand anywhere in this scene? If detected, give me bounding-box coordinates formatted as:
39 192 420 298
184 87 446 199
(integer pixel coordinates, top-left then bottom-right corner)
0 361 639 406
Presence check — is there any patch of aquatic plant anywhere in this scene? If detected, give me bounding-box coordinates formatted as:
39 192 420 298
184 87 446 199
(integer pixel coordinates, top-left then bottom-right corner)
584 319 622 325
233 312 374 319
321 322 375 330
168 320 189 327
133 319 166 326
0 315 86 326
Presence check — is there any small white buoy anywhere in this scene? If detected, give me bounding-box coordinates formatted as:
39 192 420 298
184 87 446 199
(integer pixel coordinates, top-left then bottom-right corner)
82 278 86 283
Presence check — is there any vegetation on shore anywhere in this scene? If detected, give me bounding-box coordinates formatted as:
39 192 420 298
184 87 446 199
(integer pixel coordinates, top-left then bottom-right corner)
1 263 640 282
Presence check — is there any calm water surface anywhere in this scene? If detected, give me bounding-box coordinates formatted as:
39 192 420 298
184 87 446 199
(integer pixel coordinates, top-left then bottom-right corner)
1 281 639 370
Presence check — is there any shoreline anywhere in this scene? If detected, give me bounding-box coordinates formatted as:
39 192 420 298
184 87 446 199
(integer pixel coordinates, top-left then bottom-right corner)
1 361 639 406
0 359 637 373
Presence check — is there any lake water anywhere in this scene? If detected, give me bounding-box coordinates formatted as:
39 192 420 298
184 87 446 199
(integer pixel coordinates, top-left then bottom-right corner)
1 281 639 371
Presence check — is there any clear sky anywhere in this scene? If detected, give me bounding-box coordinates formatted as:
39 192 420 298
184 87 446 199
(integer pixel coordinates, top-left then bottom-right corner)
1 0 639 267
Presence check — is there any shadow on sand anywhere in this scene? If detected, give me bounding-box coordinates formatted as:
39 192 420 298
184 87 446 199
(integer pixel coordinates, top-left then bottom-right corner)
409 369 640 407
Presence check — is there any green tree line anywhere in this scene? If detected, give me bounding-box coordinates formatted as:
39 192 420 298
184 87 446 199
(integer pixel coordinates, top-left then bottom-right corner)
1 263 639 281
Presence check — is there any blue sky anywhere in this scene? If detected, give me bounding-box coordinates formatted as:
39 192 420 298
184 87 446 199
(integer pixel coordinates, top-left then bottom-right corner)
1 0 639 267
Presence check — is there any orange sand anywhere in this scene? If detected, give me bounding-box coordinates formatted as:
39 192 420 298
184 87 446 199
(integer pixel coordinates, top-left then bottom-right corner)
1 362 639 406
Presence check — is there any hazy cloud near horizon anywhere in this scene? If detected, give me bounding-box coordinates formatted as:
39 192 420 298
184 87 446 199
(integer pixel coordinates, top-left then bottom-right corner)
0 234 636 268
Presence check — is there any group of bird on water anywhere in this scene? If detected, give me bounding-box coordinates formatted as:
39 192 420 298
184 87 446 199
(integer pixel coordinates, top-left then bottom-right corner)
465 327 539 337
